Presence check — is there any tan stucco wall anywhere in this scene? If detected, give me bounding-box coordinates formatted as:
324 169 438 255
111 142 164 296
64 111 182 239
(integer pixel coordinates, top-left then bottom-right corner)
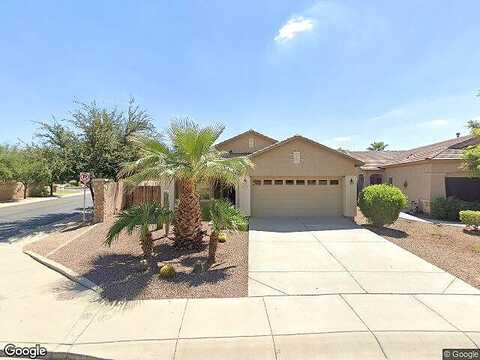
249 138 358 217
383 159 468 213
216 133 275 154
250 138 357 178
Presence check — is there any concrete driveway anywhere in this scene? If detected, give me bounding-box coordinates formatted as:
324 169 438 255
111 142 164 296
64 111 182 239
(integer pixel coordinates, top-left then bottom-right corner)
248 217 480 296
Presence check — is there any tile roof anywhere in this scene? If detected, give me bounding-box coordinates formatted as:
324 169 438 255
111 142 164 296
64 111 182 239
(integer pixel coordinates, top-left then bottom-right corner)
349 135 478 170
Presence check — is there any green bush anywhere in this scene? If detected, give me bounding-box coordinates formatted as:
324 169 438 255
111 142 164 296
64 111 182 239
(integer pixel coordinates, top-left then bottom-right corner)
459 210 480 230
200 200 212 221
359 184 408 227
431 197 480 221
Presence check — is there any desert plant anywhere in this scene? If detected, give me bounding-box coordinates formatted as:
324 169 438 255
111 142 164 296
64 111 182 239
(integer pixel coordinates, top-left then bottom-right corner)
105 202 162 259
159 264 176 279
119 119 253 248
459 210 480 230
431 197 480 221
359 184 408 227
208 199 248 262
154 206 174 236
218 232 227 243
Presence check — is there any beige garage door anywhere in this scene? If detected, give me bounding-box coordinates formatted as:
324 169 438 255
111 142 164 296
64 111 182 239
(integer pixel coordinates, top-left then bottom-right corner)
251 178 343 217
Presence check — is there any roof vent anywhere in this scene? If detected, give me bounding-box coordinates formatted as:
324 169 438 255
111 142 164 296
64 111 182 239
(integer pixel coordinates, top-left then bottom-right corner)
456 132 460 138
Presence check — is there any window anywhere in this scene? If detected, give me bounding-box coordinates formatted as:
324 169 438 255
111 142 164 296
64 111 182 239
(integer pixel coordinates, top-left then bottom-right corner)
263 180 272 185
318 180 328 185
330 179 339 185
293 151 301 164
307 180 316 185
253 180 261 185
285 180 294 185
296 180 305 185
274 180 283 185
248 138 255 149
388 177 393 185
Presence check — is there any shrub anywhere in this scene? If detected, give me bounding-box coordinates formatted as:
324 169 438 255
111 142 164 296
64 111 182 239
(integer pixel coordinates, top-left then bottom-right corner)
159 264 176 279
431 197 480 221
200 200 212 221
359 184 408 227
459 210 480 230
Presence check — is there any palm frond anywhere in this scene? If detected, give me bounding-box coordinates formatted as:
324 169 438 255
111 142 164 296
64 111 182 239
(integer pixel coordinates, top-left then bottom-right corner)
209 199 248 233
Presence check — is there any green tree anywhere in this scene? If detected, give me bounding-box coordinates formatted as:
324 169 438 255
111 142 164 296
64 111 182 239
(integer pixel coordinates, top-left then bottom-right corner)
36 98 155 202
208 199 248 263
119 119 253 247
462 120 480 176
367 141 389 151
5 147 50 198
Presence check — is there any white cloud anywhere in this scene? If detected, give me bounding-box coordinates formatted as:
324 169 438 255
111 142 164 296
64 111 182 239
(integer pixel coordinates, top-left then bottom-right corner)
274 16 314 43
417 119 450 128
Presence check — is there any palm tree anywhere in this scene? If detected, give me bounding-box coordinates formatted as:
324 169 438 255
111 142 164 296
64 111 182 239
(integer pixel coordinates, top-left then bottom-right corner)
208 199 248 263
367 141 388 151
119 119 253 248
104 202 162 259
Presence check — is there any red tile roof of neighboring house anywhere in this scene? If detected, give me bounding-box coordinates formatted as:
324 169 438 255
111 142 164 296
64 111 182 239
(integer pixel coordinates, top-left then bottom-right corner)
349 135 478 170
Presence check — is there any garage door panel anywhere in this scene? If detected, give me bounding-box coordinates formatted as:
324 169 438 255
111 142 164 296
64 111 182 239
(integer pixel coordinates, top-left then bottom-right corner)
252 181 342 217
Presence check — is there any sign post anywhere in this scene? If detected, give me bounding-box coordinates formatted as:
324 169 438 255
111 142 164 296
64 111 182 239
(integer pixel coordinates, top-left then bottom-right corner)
79 172 91 222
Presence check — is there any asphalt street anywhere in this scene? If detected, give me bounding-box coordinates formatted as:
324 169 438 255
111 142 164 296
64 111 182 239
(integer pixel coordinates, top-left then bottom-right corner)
0 193 93 242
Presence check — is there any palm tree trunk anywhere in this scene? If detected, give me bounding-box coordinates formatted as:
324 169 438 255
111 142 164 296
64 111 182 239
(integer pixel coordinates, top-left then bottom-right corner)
173 180 202 247
208 231 219 263
140 231 153 259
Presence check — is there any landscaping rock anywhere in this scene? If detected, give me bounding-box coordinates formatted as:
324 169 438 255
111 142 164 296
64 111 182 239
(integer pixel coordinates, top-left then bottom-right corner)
134 259 149 272
192 260 204 274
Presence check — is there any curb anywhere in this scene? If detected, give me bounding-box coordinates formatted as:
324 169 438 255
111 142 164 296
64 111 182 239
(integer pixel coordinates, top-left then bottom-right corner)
23 250 101 294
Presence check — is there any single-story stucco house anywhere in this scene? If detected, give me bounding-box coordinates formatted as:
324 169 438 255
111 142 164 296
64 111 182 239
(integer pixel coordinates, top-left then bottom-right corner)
157 129 478 218
206 129 361 218
348 134 480 213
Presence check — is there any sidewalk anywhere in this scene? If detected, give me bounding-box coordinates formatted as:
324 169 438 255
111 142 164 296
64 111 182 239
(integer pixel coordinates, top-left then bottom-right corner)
1 243 479 360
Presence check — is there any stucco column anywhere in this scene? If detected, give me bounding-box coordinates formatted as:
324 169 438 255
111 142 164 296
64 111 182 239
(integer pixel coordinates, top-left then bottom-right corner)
238 176 251 216
160 179 175 210
343 176 357 217
93 179 106 223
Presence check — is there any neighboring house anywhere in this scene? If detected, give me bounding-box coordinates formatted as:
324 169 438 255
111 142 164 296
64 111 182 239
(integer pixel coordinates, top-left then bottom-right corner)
348 134 480 213
210 130 361 218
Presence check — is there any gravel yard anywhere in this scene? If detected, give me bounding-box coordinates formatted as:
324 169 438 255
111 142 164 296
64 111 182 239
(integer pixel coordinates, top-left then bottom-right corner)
25 220 248 301
356 212 480 289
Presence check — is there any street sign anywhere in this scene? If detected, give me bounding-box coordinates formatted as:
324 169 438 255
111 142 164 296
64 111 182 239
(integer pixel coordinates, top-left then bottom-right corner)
80 172 91 185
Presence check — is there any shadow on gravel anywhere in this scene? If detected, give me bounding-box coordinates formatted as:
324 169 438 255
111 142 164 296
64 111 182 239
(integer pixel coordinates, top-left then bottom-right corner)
362 224 409 239
58 240 233 306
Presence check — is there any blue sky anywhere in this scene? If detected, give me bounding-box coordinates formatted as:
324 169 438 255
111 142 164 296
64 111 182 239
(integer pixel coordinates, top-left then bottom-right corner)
1 0 479 150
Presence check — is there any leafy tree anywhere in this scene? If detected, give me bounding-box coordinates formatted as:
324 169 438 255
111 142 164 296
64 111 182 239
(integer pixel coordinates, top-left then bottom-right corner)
462 120 480 176
119 119 253 248
0 145 15 181
36 98 155 202
208 199 248 263
367 141 389 151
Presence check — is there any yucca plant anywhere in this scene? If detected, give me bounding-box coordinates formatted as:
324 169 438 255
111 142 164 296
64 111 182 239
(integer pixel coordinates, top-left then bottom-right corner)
208 199 248 263
118 118 253 248
105 202 162 259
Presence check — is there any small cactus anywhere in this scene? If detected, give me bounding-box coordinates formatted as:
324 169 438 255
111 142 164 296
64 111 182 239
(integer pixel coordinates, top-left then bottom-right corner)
218 232 227 243
159 264 176 279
